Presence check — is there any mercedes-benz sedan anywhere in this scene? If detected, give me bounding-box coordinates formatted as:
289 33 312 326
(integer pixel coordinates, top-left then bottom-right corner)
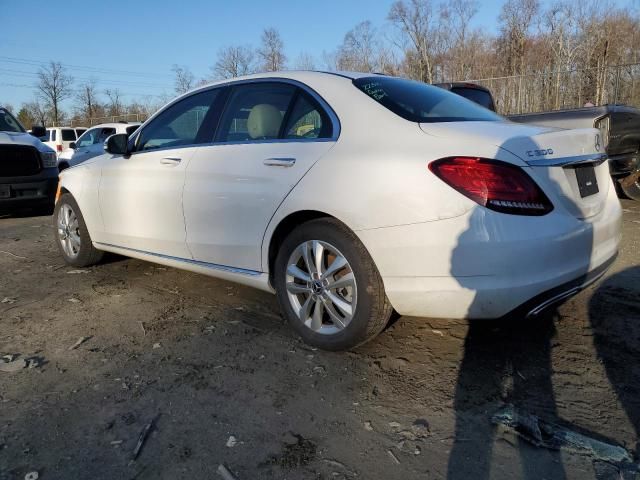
53 71 621 350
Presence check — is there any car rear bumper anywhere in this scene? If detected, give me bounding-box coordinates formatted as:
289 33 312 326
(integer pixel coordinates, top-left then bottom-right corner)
0 168 58 212
356 184 622 319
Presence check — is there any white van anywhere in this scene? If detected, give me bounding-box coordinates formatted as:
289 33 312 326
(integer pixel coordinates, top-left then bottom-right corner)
44 127 78 155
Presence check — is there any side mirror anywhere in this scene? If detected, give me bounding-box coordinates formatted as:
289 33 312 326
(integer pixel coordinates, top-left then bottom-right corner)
31 125 46 138
104 133 129 155
69 142 76 150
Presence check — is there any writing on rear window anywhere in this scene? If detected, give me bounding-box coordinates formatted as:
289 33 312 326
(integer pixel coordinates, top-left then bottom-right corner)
360 82 388 101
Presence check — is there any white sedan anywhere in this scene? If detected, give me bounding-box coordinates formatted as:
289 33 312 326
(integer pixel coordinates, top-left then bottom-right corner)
53 71 621 350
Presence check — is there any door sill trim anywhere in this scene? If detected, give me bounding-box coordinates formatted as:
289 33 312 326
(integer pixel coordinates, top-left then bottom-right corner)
94 242 262 276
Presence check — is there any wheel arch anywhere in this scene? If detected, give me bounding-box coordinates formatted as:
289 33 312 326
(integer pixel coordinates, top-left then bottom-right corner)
266 210 334 286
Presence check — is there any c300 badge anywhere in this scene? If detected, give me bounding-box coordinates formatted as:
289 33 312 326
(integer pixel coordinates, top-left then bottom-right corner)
526 148 554 157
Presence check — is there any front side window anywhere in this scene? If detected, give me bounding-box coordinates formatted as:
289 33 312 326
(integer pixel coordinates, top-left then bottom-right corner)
62 129 76 141
76 128 100 148
0 108 25 133
217 83 296 142
353 76 503 123
97 128 116 143
137 89 218 152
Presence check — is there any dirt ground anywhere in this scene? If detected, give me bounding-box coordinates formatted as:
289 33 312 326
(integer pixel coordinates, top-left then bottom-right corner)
0 200 639 480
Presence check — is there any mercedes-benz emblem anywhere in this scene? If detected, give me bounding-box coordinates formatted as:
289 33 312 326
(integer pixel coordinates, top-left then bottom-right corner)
595 134 601 152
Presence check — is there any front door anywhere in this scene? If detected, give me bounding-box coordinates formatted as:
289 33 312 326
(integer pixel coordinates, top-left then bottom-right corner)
98 88 221 258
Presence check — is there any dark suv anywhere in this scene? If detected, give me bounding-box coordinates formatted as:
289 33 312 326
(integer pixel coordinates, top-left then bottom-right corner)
0 108 59 214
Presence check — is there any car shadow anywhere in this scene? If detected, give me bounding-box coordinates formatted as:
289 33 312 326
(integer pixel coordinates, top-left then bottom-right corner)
446 138 598 479
589 266 640 459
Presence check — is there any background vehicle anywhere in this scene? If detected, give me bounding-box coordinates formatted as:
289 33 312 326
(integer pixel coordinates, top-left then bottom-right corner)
58 122 141 170
74 127 87 138
0 107 58 214
438 82 640 200
44 126 79 156
54 72 620 350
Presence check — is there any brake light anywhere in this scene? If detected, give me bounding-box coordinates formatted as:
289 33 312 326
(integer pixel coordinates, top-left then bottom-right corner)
428 157 553 215
56 144 62 152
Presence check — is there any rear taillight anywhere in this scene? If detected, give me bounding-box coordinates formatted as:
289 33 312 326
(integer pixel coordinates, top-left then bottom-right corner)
429 157 553 216
56 144 62 152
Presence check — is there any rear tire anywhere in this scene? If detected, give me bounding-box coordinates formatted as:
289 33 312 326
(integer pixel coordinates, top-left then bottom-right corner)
274 218 392 351
618 174 640 201
53 193 103 267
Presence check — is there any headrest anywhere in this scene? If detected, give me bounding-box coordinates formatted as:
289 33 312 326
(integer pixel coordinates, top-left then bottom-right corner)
247 104 282 139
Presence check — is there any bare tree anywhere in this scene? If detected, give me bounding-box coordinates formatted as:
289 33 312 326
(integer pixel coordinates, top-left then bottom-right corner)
36 61 73 126
295 52 316 70
337 21 379 72
388 0 439 83
23 100 48 127
75 79 100 122
258 28 287 72
104 88 124 118
172 64 195 94
213 45 256 79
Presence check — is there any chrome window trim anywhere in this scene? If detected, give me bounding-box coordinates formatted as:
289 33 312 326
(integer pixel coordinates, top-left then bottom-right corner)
95 242 261 276
525 153 608 167
128 77 341 157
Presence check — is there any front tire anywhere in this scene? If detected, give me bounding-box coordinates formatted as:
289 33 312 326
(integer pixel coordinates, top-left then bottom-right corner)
54 193 103 267
274 218 392 351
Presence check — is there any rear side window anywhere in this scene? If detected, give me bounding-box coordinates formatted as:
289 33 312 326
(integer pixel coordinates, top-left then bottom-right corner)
49 130 56 141
137 89 219 151
284 93 331 139
353 76 502 123
62 129 76 141
216 83 296 142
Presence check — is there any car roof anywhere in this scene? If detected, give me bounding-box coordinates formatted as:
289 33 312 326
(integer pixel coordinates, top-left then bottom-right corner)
88 122 142 129
194 70 381 91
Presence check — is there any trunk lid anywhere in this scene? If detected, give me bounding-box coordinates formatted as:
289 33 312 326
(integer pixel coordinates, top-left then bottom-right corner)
420 121 610 219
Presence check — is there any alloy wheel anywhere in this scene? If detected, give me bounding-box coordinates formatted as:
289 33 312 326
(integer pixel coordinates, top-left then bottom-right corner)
57 203 81 258
285 240 357 335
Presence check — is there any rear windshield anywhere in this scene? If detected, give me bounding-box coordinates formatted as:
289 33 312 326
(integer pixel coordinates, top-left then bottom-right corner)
62 129 76 141
0 108 25 133
450 87 495 111
353 76 502 123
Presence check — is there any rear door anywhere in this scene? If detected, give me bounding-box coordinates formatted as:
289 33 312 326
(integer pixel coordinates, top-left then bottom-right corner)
60 128 77 151
183 81 337 271
98 88 220 258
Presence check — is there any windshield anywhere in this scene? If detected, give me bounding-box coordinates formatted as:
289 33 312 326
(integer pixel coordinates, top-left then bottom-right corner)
353 76 503 123
0 108 26 133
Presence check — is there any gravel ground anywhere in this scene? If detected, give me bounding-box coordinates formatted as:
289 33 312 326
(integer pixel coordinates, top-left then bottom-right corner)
0 200 638 480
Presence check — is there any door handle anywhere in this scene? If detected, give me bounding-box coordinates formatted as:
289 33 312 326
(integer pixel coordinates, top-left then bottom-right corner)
160 157 182 165
263 157 296 167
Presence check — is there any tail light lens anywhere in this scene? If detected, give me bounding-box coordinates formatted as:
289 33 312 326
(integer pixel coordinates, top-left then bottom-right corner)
429 157 553 216
56 144 62 152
